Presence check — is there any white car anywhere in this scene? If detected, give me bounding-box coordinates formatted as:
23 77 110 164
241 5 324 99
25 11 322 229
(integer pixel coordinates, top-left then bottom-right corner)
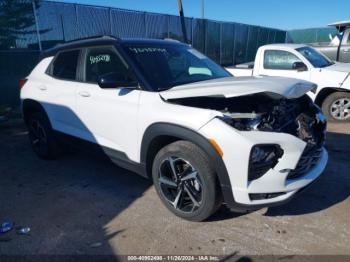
20 36 328 221
226 44 350 122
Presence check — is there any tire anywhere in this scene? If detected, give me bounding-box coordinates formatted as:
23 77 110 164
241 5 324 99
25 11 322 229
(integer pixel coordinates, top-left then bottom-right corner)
27 112 62 159
152 140 222 221
322 92 350 122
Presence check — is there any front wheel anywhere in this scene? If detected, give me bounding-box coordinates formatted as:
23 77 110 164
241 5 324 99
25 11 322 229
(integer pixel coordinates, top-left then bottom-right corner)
152 140 222 221
322 92 350 122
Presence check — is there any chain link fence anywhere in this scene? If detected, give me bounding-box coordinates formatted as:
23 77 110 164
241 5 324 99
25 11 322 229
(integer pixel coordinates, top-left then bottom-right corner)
0 0 287 106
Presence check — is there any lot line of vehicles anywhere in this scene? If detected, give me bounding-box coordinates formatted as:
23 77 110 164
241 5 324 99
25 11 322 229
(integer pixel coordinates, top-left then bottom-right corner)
20 36 327 221
313 20 350 63
226 44 350 122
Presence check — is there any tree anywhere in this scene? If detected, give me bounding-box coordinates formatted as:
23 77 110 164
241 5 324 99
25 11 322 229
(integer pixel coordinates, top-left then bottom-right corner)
0 0 44 49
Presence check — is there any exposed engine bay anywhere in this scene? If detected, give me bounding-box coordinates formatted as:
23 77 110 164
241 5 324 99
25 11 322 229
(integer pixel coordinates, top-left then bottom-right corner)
168 93 326 147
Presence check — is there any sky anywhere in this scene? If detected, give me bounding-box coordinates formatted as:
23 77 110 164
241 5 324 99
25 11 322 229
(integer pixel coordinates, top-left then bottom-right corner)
54 0 350 30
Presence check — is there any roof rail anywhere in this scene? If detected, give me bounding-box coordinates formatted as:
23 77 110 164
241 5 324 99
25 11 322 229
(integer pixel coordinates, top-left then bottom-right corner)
164 38 181 43
55 35 119 47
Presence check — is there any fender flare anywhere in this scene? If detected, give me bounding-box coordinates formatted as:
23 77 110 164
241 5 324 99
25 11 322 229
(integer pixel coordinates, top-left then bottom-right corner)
140 122 235 206
315 87 350 106
22 99 50 124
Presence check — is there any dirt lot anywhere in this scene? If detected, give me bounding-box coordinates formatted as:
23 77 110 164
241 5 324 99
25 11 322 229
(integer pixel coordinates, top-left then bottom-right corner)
0 119 349 258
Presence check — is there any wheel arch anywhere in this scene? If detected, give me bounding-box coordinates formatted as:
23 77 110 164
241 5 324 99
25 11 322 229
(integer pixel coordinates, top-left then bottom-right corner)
22 99 49 125
315 87 350 107
140 122 235 207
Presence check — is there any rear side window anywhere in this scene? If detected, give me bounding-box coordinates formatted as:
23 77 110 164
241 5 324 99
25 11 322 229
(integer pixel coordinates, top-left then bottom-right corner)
263 50 301 70
52 50 80 80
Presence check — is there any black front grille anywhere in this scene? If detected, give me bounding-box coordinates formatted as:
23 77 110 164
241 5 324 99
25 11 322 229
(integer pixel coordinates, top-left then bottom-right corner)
287 146 323 180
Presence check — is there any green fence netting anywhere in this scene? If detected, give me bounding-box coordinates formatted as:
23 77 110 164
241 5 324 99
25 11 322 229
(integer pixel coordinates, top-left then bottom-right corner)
0 0 286 106
287 27 338 44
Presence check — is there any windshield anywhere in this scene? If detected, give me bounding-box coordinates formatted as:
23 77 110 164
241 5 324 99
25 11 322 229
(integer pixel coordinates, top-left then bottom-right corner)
296 46 334 68
123 44 231 91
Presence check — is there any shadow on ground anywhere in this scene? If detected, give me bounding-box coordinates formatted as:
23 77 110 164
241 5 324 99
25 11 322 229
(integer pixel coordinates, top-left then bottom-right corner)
265 131 350 217
0 119 151 255
1 120 350 256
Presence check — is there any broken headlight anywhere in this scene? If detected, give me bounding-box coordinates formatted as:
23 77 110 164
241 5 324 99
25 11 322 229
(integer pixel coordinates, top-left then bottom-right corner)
217 112 263 131
248 144 284 181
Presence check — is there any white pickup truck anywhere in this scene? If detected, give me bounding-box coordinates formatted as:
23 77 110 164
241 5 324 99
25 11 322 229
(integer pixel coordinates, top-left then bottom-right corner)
226 44 350 122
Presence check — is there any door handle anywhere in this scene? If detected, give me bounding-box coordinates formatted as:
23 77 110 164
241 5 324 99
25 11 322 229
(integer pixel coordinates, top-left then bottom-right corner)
78 91 91 97
38 85 47 91
343 49 350 53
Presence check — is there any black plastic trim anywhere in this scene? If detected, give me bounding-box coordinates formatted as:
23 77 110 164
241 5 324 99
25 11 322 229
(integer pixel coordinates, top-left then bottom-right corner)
230 173 322 212
53 131 147 178
140 122 235 206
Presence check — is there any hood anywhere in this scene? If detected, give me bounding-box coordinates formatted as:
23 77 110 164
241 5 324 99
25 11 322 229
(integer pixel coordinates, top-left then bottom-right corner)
316 63 350 87
160 76 316 100
323 62 350 73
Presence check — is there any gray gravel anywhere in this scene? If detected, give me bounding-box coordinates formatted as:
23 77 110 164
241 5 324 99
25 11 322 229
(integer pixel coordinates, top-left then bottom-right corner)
0 119 349 256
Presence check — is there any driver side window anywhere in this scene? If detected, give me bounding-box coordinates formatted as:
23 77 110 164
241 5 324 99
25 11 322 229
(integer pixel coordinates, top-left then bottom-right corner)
264 50 302 70
85 46 129 83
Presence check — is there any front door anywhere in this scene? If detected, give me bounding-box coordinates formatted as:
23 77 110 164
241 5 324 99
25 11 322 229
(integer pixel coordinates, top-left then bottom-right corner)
258 49 311 81
76 46 140 159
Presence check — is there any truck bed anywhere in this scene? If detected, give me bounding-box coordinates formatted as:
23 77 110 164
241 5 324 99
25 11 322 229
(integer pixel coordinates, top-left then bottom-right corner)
226 62 254 77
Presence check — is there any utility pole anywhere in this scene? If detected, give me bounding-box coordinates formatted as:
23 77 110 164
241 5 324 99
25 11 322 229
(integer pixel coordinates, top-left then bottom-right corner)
32 1 42 51
202 0 204 19
177 0 188 44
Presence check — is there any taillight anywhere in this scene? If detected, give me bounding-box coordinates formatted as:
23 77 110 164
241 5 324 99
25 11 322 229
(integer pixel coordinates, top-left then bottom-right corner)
19 79 28 89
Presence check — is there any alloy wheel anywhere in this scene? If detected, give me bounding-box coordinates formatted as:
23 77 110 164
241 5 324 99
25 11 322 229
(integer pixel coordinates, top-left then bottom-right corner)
28 119 48 155
330 98 350 120
158 156 203 213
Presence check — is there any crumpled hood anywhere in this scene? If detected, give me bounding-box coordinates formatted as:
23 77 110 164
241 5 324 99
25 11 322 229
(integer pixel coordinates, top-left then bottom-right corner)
160 76 316 100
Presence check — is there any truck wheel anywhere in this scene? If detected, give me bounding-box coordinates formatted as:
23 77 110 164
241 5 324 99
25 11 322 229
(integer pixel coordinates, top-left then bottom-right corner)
27 112 62 159
322 92 350 122
152 140 222 221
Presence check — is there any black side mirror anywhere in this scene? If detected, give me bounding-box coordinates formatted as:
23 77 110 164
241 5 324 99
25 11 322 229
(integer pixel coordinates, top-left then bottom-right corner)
292 62 308 72
97 72 138 89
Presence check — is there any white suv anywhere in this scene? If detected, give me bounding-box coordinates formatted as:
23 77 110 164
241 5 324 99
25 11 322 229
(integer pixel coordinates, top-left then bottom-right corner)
20 36 328 221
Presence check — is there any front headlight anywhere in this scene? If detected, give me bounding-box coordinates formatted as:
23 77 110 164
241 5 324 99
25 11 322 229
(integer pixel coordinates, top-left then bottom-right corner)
217 113 263 131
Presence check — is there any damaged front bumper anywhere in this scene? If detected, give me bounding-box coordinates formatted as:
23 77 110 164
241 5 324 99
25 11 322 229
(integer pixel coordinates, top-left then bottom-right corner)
199 118 328 212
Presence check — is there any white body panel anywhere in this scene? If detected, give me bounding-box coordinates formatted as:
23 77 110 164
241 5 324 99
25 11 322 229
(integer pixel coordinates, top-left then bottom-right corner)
21 49 328 208
160 76 316 100
226 44 350 101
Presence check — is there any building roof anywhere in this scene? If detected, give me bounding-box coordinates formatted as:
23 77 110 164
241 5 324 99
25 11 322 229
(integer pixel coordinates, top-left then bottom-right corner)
328 20 350 28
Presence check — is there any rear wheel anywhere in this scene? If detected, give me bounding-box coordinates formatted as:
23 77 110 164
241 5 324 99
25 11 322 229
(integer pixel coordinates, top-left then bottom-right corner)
322 92 350 122
152 140 222 221
27 112 62 159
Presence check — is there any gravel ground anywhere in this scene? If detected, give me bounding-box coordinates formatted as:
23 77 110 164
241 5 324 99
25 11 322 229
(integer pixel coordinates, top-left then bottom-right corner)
0 119 349 258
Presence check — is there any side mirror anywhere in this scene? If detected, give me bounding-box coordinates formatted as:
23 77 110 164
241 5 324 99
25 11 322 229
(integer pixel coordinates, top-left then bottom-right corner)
292 61 308 72
97 72 138 89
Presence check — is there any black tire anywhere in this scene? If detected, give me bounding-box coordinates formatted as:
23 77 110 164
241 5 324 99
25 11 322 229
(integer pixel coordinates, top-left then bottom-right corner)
27 112 62 159
152 140 222 221
322 92 350 122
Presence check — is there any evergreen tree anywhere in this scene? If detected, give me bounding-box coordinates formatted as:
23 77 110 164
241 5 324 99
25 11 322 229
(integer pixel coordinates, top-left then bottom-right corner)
0 0 43 49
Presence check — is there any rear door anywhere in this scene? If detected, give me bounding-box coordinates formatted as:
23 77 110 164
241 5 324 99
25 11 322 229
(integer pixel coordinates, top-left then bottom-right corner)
258 49 311 81
75 45 140 158
339 29 350 63
45 49 81 135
